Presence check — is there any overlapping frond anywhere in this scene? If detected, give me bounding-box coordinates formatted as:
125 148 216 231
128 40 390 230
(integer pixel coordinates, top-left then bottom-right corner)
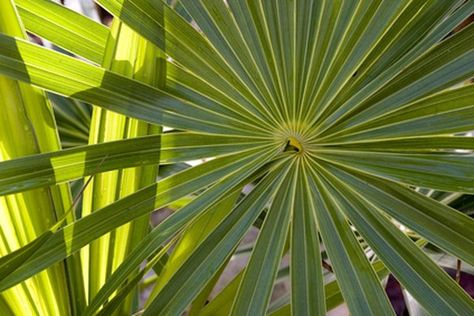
0 0 473 315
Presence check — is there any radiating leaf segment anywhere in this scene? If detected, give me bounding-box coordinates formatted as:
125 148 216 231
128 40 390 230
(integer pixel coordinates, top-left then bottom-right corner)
0 0 473 315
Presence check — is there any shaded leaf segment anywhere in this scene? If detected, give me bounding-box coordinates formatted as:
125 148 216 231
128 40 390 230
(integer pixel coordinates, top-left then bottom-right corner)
0 146 281 291
0 0 472 315
0 133 269 195
315 162 474 315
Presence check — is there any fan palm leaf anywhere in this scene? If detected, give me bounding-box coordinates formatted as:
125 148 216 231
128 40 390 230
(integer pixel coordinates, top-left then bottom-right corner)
0 0 473 315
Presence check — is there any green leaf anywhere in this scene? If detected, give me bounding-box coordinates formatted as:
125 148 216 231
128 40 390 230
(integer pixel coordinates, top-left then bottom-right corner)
0 33 270 136
321 85 474 142
79 148 281 316
308 163 394 316
230 162 296 315
198 269 243 316
318 163 474 266
16 0 108 64
81 14 164 312
321 136 474 152
315 1 473 135
180 1 283 127
0 133 266 195
290 165 325 316
316 163 474 315
316 149 474 193
268 260 389 316
307 1 405 120
98 0 279 129
143 160 291 315
0 146 278 292
146 188 241 304
94 240 173 316
1 1 473 314
95 0 165 50
226 1 287 122
0 231 53 282
0 1 83 314
48 93 91 148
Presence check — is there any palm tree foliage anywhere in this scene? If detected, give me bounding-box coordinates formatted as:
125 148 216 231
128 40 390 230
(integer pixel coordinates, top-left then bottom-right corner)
0 0 473 315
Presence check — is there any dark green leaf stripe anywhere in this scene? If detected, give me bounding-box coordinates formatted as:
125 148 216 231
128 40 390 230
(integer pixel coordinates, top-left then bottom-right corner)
290 165 325 316
319 162 474 266
315 150 474 193
83 156 278 316
144 161 292 316
308 163 394 316
0 133 270 195
231 163 297 315
316 164 474 315
319 136 474 152
0 146 278 291
0 33 268 136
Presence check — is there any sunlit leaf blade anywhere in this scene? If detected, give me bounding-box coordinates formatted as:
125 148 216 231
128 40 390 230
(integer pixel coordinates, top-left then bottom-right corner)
0 0 472 314
16 0 108 63
198 269 244 316
86 197 223 314
81 15 165 312
95 0 165 49
0 231 53 282
0 1 82 314
93 240 173 316
98 0 286 130
145 190 241 307
0 133 266 195
86 181 247 316
0 147 278 291
185 195 241 316
0 33 269 136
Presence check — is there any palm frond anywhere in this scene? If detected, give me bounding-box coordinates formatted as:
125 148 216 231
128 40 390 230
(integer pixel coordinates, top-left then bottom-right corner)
0 0 473 315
